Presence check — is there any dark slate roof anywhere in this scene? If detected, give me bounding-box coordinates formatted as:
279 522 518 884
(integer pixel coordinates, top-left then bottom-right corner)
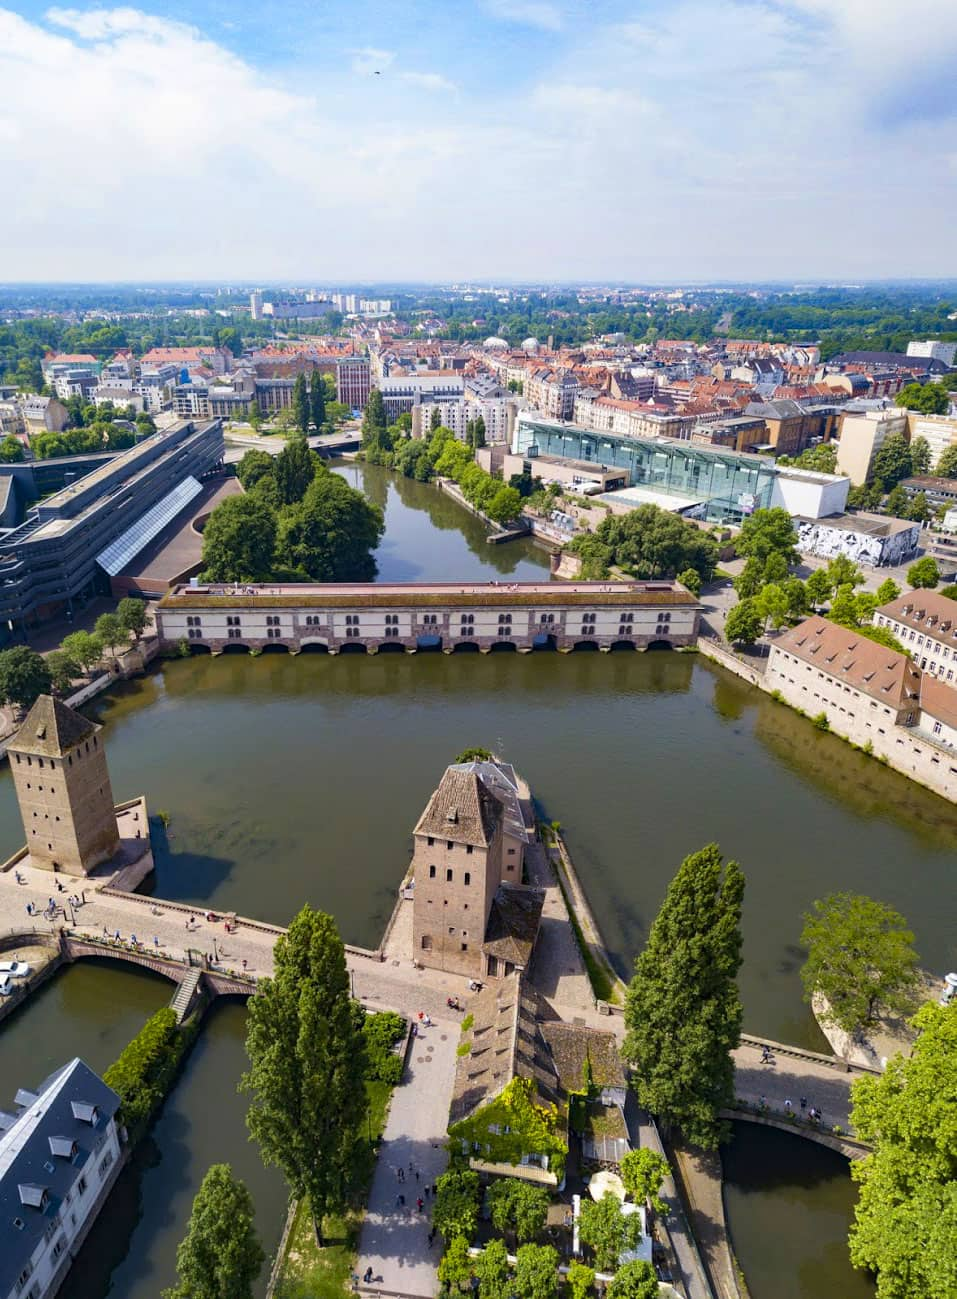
830 351 949 373
0 1059 120 1297
483 884 545 967
10 695 99 758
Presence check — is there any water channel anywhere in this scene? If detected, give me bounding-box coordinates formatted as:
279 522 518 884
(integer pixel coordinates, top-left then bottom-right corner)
0 459 952 1297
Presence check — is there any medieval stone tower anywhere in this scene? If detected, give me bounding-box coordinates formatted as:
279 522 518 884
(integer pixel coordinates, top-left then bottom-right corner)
8 695 120 875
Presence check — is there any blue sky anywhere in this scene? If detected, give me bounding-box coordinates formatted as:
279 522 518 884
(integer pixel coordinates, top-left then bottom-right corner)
1 0 955 281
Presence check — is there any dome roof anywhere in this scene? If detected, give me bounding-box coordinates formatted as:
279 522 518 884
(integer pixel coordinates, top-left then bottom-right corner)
522 337 539 352
484 336 508 349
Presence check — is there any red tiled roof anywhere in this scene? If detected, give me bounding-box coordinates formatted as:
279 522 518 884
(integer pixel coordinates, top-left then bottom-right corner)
773 616 921 709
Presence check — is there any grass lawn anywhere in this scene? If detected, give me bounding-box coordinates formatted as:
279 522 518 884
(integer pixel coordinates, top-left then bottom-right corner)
273 1080 393 1299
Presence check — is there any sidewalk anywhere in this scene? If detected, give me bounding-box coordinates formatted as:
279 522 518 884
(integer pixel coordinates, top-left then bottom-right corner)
356 1015 459 1295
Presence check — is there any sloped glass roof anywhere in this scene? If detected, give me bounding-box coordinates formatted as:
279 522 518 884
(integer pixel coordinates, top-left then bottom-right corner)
96 475 202 576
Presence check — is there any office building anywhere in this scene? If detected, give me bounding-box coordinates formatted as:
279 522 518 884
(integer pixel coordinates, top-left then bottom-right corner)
335 356 371 409
835 404 909 485
907 340 957 367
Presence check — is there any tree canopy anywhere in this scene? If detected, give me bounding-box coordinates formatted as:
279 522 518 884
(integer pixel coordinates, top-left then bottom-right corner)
620 1148 670 1215
725 598 763 645
513 1243 559 1299
849 1002 957 1299
623 844 744 1148
607 1261 660 1299
894 381 951 415
201 493 277 583
433 1169 481 1242
487 1178 549 1244
870 432 913 489
735 507 799 570
241 906 367 1244
572 504 718 582
275 469 384 581
800 893 920 1039
907 556 940 589
162 1163 264 1299
0 646 52 710
578 1193 642 1272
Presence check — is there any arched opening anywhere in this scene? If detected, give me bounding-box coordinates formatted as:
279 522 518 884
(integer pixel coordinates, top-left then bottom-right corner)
416 635 443 652
339 642 368 654
260 642 289 653
299 641 329 653
609 639 636 652
646 638 674 651
221 642 251 654
532 633 557 651
452 640 480 653
489 640 517 653
188 642 211 655
377 641 406 653
572 639 600 652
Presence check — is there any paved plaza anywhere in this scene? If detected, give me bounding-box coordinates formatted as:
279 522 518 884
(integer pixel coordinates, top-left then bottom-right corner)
356 1014 459 1296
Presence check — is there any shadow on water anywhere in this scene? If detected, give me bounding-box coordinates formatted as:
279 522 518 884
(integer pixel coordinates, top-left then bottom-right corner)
722 1122 875 1299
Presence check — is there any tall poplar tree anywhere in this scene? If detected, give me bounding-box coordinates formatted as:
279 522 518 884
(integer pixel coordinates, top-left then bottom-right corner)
292 373 310 435
163 1163 264 1299
310 369 326 430
241 907 367 1244
623 844 744 1148
361 389 391 454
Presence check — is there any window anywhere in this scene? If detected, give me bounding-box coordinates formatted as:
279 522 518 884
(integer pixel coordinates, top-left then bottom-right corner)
267 627 281 639
226 615 241 627
228 628 241 640
51 1236 67 1261
15 1263 33 1293
498 627 512 638
461 942 468 952
429 865 436 878
186 615 201 627
427 836 434 846
582 612 596 624
460 614 474 625
422 614 438 625
498 613 512 625
77 1176 87 1195
345 615 359 626
447 840 453 850
446 868 453 882
385 626 399 637
934 721 943 735
345 627 360 638
539 613 554 625
464 872 470 886
620 612 634 623
421 935 432 951
98 1150 114 1177
385 614 398 626
466 844 473 855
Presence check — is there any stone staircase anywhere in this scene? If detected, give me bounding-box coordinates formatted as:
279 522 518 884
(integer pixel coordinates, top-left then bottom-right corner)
169 969 202 1023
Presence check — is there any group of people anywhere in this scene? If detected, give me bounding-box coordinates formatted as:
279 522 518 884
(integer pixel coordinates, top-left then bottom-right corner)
757 1094 825 1124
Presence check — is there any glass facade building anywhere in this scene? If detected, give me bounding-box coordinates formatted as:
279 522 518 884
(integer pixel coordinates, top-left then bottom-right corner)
515 417 778 524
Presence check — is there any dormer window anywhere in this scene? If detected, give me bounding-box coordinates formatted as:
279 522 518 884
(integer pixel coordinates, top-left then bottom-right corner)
18 1184 49 1210
49 1136 77 1160
70 1101 99 1125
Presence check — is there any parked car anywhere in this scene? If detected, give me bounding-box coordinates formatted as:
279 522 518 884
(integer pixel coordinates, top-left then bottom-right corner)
0 975 13 997
0 960 31 978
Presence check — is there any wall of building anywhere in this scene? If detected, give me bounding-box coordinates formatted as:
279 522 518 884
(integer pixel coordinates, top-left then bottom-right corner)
8 736 119 874
770 470 849 520
795 518 919 567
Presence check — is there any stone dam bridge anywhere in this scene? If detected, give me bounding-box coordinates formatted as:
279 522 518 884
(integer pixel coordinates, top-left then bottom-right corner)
0 873 871 1160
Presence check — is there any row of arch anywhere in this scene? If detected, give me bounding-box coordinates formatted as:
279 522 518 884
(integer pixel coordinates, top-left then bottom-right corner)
186 637 677 656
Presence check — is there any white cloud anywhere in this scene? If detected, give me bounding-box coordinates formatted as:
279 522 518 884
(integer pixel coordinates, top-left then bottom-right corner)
400 71 456 93
481 0 563 32
349 46 395 75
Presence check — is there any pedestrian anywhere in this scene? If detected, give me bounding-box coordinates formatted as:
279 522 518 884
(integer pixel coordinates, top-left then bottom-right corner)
153 936 159 948
398 1194 405 1207
14 870 21 883
130 934 137 947
423 1184 430 1199
759 1095 766 1109
415 1169 420 1182
397 1168 404 1183
48 897 54 910
364 1267 373 1284
417 1010 424 1023
428 1229 435 1248
25 902 32 917
242 958 248 972
417 1197 424 1213
114 929 121 941
784 1098 793 1113
800 1096 807 1112
408 1161 414 1173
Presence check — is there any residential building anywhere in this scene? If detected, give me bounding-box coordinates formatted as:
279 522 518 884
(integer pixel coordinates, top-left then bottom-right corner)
262 300 335 320
7 696 120 874
898 476 957 509
874 590 957 681
794 512 919 568
140 347 230 377
411 397 516 445
907 340 957 367
742 400 838 457
53 369 97 402
410 760 541 982
335 356 370 409
905 413 957 469
766 615 957 799
249 291 263 321
835 404 908 485
377 373 464 423
525 369 579 421
0 420 224 631
0 1058 123 1299
17 397 70 435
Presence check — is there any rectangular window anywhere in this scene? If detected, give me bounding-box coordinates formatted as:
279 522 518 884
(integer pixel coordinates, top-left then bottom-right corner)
77 1176 87 1195
429 865 436 878
446 868 453 883
98 1150 114 1178
464 872 470 886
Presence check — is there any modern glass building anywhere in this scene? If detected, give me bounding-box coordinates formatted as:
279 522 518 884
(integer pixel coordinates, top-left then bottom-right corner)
514 417 779 524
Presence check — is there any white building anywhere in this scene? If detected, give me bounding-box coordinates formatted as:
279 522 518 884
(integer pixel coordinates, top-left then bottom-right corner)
769 466 849 519
412 397 516 445
249 291 263 322
874 590 957 682
377 373 465 423
1 1059 123 1299
907 340 957 367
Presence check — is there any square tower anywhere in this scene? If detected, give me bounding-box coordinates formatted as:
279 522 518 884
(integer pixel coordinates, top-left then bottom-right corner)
8 695 120 875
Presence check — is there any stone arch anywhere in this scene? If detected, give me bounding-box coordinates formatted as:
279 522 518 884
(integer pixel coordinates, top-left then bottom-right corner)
299 640 329 653
221 642 252 654
489 640 518 652
260 642 290 653
452 640 481 653
187 642 212 655
376 641 406 653
416 634 443 651
571 639 600 652
609 639 637 652
532 633 557 651
338 641 369 654
646 637 674 651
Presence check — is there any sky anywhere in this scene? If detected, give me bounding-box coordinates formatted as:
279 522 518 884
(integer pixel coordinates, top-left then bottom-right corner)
1 0 956 283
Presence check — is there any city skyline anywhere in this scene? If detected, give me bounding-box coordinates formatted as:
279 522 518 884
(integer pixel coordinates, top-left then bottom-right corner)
2 0 956 282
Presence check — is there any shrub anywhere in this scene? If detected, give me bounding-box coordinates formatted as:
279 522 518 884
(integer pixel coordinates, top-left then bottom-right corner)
103 1008 184 1132
362 1010 407 1084
812 711 830 731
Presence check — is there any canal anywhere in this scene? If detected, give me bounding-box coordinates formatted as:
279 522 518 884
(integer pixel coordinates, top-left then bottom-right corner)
0 460 951 1297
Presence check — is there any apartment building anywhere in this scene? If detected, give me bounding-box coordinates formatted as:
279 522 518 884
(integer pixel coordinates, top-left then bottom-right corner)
411 397 516 445
377 373 465 422
905 413 957 469
835 404 908 484
335 356 370 409
0 1059 123 1299
874 590 957 682
907 340 957 367
524 369 578 421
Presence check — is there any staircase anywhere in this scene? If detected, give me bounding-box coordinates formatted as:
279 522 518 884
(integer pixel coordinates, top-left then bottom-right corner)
169 969 202 1023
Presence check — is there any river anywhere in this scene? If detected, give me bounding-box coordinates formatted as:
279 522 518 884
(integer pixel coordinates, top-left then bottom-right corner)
0 459 950 1297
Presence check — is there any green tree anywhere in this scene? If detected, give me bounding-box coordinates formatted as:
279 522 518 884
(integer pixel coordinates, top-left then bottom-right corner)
94 611 126 657
620 1148 670 1216
162 1163 264 1299
438 1236 474 1294
578 1194 640 1272
433 1169 481 1242
485 484 523 525
431 405 442 431
805 568 832 610
725 598 763 645
487 1179 549 1245
825 553 864 589
201 494 277 582
566 1260 596 1299
513 1244 558 1299
828 583 860 628
578 504 718 582
849 1002 957 1299
607 1261 660 1299
0 646 53 710
623 844 744 1148
0 434 24 462
61 630 103 675
855 591 878 623
247 399 262 431
474 1238 510 1299
677 567 701 597
908 436 932 476
935 444 957 478
45 648 79 694
786 442 838 474
907 492 930 524
871 432 913 490
274 436 317 506
242 906 367 1244
800 893 920 1040
907 556 940 589
875 578 901 606
117 596 149 643
309 369 326 431
735 507 799 570
884 485 909 518
895 381 951 415
732 556 765 600
275 469 384 582
361 389 391 455
782 577 808 619
756 582 790 631
236 449 275 491
292 373 310 435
